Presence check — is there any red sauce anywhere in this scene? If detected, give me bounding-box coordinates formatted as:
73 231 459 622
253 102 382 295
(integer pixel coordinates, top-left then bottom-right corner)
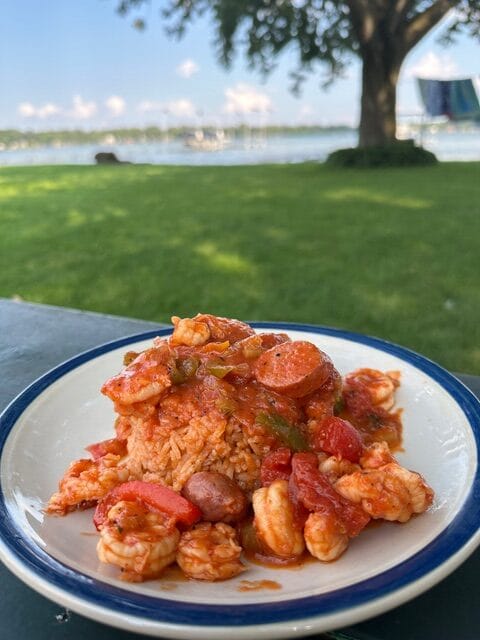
250 552 303 568
243 548 317 570
160 564 189 582
340 379 403 450
238 579 281 592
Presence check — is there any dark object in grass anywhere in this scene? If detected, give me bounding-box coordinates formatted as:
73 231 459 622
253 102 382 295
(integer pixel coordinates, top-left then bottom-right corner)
326 141 437 168
94 152 131 165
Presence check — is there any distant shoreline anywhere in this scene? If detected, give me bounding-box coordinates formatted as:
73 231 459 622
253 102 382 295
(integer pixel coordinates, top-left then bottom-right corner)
1 121 478 154
1 126 479 165
0 125 354 152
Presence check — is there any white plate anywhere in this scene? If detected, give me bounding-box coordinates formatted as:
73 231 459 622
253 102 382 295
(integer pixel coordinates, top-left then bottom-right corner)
1 323 479 639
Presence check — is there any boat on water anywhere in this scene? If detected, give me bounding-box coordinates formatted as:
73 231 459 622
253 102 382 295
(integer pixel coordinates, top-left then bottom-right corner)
183 129 229 151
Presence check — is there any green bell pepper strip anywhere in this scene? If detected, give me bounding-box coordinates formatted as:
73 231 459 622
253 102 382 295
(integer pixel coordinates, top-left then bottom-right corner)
169 356 200 384
256 412 310 452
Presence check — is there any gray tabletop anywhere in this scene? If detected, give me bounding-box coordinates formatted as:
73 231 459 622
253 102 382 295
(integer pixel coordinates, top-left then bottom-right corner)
0 298 479 640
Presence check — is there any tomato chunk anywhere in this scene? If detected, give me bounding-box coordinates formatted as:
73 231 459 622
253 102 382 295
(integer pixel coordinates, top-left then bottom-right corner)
289 453 369 537
260 448 292 486
93 480 202 530
312 416 364 462
86 438 127 460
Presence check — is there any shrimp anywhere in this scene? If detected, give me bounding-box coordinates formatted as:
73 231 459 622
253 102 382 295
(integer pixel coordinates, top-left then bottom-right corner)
318 455 361 481
101 344 172 405
97 500 180 581
252 479 305 558
304 511 349 562
176 522 244 581
171 314 255 347
335 462 434 523
46 454 130 515
360 441 395 469
170 316 211 347
345 368 400 411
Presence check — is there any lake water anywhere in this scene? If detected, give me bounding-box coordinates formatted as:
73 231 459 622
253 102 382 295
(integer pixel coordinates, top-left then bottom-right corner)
1 129 479 166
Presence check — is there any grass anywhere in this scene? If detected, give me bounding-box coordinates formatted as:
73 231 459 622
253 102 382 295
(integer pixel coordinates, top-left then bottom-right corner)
1 162 479 374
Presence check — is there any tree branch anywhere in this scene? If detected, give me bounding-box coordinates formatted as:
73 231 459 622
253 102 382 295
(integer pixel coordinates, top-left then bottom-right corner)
343 0 378 44
404 0 457 50
389 0 416 35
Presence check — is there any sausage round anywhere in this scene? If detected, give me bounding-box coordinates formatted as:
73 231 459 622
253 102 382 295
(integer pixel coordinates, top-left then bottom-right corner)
253 340 333 398
182 472 248 523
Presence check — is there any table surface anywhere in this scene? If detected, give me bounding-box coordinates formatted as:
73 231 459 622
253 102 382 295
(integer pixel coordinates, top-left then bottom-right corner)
0 298 479 640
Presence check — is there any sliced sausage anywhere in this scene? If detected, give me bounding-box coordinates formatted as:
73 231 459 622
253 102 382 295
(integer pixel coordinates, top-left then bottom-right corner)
253 340 333 398
182 472 248 523
258 332 291 351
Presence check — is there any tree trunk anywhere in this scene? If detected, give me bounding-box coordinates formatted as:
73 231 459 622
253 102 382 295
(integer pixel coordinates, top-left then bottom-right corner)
358 39 404 147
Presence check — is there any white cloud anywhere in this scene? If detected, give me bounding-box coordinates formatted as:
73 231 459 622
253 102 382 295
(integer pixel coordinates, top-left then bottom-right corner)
166 99 196 118
176 59 199 79
105 95 126 116
18 102 36 118
224 83 272 115
406 52 460 80
70 95 97 119
38 103 61 118
18 101 61 118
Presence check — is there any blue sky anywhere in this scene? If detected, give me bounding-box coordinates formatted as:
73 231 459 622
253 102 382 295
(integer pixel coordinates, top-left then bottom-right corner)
1 0 479 130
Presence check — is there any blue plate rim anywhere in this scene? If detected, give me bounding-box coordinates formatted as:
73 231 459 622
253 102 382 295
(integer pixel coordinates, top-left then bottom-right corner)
0 322 479 627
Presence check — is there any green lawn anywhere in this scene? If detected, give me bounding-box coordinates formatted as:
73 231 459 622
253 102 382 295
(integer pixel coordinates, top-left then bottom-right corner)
1 163 479 374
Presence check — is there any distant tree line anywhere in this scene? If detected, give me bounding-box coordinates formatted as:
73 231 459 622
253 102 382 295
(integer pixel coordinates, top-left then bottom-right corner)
0 125 354 150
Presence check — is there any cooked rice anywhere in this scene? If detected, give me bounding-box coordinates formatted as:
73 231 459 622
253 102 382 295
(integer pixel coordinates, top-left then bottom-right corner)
125 408 264 494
